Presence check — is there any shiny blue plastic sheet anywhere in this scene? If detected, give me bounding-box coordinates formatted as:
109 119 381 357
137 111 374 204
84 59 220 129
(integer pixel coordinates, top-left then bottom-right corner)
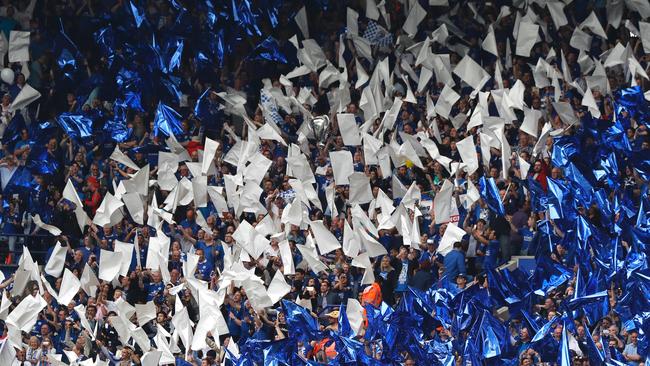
249 36 288 64
282 300 322 342
153 102 183 138
479 177 505 216
56 113 93 142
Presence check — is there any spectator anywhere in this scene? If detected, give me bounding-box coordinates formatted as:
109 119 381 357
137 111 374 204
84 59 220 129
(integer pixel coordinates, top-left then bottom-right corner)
443 242 466 280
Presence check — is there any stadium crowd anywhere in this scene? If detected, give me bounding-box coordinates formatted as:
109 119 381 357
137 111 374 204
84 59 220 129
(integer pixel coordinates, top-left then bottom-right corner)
0 0 646 365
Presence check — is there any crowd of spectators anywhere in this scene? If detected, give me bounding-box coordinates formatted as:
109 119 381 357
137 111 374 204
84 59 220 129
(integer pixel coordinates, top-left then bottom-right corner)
0 0 646 365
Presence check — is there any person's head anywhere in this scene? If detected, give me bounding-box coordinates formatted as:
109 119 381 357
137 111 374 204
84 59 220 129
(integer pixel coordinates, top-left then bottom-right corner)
74 249 83 262
196 248 205 261
86 304 97 318
152 270 162 283
520 327 530 342
232 291 242 303
551 167 562 179
544 298 556 311
320 280 329 293
156 312 166 323
629 330 638 344
456 274 467 288
398 247 408 259
380 255 391 270
121 346 133 360
29 336 39 349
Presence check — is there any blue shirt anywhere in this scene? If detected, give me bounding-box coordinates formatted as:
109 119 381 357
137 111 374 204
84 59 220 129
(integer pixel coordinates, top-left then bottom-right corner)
196 259 213 281
195 241 224 270
519 228 534 255
396 259 409 291
483 240 500 270
145 281 164 302
442 249 466 279
180 218 200 236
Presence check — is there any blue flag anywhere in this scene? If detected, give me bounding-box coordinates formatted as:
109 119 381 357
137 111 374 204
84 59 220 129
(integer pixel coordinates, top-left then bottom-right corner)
153 102 183 138
56 113 93 143
479 177 505 216
249 36 288 64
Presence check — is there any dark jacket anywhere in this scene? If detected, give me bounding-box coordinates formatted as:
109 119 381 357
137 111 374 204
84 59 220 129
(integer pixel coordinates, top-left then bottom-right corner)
410 269 434 292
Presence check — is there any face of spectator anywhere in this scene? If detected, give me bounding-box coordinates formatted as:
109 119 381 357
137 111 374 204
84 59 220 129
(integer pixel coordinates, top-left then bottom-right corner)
177 163 189 176
545 298 555 310
320 281 329 293
551 168 561 179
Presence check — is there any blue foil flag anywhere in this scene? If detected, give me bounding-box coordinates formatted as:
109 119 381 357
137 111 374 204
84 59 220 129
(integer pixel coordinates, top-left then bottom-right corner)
233 0 262 37
259 0 281 28
479 177 505 216
583 321 605 365
26 145 59 175
471 309 511 360
54 19 82 77
167 38 184 72
153 102 183 138
337 305 353 338
526 177 548 212
103 120 132 143
3 166 35 195
159 74 182 103
532 257 572 296
551 135 579 168
249 36 288 64
194 88 212 122
281 300 322 342
56 113 93 142
614 86 647 125
130 0 146 28
558 321 570 366
546 177 569 219
124 91 144 112
57 48 76 70
630 150 650 181
531 316 559 343
1 113 26 149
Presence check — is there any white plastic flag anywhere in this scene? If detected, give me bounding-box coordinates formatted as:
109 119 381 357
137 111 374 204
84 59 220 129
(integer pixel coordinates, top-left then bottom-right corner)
8 31 29 62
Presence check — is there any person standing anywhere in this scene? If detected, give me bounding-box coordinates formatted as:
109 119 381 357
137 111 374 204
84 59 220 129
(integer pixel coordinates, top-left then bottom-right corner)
443 242 466 280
